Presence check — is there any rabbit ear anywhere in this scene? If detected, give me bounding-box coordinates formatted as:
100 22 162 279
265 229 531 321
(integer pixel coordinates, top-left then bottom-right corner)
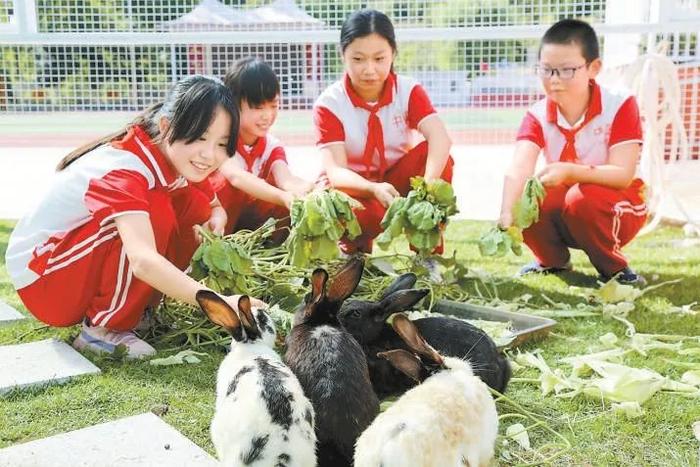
378 349 426 383
310 268 328 301
379 288 430 318
326 256 364 303
303 268 329 319
196 290 244 342
380 273 418 300
391 313 444 366
237 295 261 340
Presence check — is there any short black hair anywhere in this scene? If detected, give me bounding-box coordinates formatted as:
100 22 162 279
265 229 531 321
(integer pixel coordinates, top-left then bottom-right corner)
340 9 397 53
224 57 280 107
539 19 600 63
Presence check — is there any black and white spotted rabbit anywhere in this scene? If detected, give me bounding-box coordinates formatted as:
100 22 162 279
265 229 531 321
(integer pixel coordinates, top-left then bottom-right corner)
196 291 316 467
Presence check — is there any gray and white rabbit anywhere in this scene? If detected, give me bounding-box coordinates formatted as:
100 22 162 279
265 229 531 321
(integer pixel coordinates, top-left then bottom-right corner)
354 313 499 467
284 257 380 467
196 291 317 467
338 272 511 397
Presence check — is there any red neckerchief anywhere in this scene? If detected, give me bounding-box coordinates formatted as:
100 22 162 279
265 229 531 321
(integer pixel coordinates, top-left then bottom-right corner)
237 136 266 172
546 80 602 163
344 72 397 179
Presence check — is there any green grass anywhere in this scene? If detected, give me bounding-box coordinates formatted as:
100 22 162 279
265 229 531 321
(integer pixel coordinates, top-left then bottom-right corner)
1 219 699 465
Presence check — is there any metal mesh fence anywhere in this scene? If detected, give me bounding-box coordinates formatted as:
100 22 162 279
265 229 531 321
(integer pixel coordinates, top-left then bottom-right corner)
0 0 698 150
32 0 608 32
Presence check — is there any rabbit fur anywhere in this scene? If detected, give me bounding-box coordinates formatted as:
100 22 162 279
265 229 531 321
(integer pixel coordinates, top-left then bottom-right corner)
284 257 380 467
338 272 511 397
196 291 316 467
354 314 499 467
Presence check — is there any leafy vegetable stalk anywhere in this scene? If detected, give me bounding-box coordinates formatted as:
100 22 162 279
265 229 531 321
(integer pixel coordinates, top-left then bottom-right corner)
376 177 458 256
285 189 363 267
479 177 545 257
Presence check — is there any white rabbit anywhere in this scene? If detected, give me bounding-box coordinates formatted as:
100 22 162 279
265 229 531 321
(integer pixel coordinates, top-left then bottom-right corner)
354 313 498 467
196 291 317 467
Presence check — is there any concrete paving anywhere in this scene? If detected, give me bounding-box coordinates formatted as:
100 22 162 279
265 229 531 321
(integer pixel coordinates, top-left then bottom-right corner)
1 145 698 224
0 412 218 466
0 338 100 394
0 301 24 326
0 145 515 221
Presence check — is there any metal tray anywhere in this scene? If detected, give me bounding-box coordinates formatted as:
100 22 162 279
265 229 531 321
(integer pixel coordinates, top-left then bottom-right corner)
432 299 557 349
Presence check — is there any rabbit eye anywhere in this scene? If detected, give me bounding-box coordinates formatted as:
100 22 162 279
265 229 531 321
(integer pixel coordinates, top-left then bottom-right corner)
351 310 361 318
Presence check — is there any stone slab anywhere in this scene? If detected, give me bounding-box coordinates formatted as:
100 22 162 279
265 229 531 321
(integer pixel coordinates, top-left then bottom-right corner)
0 413 218 467
0 301 25 326
0 338 100 394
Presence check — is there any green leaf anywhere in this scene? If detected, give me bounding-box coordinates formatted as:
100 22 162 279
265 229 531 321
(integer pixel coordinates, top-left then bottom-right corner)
310 234 339 261
407 201 439 231
380 197 408 229
203 241 229 272
427 179 456 206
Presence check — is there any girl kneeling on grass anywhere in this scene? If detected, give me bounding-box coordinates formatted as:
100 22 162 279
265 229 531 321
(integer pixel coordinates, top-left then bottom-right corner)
5 75 264 359
313 9 454 255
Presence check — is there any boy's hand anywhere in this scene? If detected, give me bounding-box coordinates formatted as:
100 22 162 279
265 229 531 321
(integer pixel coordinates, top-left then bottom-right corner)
537 162 573 187
498 212 513 229
372 182 400 208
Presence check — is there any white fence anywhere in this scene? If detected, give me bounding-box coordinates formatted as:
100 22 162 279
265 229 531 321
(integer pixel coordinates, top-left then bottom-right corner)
0 0 698 150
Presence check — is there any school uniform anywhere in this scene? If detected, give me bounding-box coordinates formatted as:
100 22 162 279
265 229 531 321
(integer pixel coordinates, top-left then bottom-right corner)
212 134 289 235
516 80 646 276
313 72 454 253
5 126 214 331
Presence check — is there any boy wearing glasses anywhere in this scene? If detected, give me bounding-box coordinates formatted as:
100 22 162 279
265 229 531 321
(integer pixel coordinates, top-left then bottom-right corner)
498 19 647 285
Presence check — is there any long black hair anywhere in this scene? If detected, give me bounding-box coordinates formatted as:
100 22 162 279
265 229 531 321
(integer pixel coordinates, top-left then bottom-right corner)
224 57 280 107
340 9 397 54
57 75 239 170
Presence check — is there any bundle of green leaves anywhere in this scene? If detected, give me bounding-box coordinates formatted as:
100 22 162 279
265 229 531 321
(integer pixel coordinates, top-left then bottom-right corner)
479 177 545 257
190 228 254 294
376 177 458 256
286 189 363 267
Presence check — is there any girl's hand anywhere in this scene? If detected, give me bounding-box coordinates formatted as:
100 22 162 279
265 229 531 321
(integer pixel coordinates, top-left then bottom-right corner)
371 182 400 208
203 211 227 236
282 191 295 210
223 294 268 312
537 162 573 187
287 179 315 198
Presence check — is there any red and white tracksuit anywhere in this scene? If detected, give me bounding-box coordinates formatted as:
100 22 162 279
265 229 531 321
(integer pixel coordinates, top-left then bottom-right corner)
314 72 454 253
516 80 647 276
5 126 214 331
211 134 289 235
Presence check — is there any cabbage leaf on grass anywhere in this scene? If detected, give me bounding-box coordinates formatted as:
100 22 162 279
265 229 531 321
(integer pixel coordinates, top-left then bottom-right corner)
479 177 545 257
286 189 362 267
376 177 458 256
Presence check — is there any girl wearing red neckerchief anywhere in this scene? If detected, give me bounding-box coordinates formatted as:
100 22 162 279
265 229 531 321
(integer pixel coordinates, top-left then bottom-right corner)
313 9 454 254
214 57 314 237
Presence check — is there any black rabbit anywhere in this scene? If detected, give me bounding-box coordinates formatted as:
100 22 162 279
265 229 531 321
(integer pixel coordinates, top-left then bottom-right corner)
284 257 379 467
338 272 511 398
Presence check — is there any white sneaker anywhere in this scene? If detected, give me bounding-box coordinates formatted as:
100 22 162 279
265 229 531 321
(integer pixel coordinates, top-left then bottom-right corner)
73 320 156 359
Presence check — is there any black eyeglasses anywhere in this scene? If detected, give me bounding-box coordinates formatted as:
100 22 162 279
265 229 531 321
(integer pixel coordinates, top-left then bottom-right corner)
534 63 588 80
